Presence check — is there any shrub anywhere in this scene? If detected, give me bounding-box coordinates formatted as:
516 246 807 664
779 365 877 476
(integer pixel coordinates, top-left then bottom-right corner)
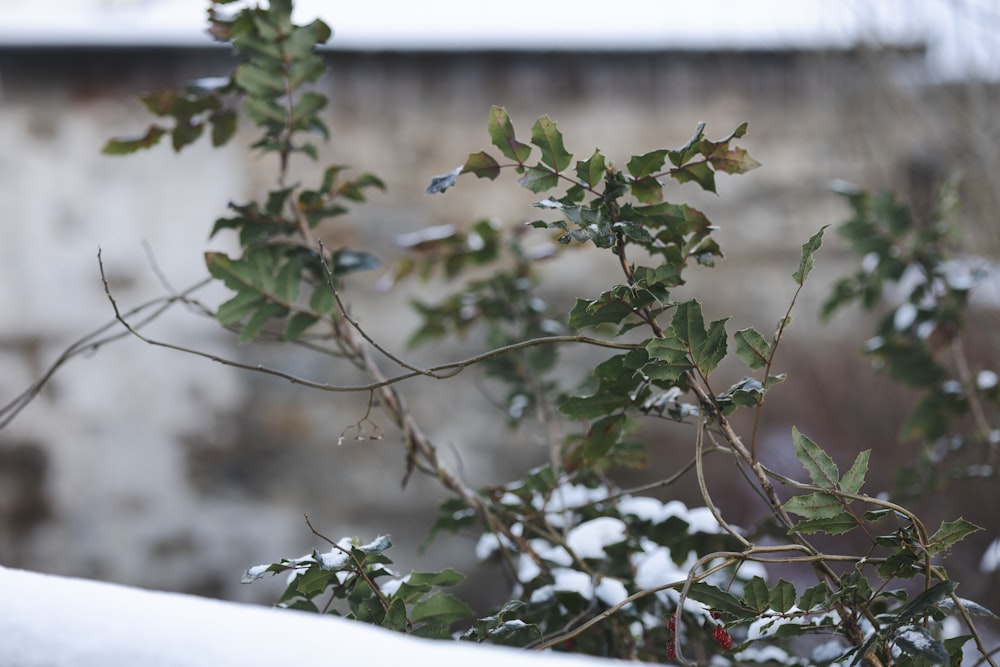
8 1 996 665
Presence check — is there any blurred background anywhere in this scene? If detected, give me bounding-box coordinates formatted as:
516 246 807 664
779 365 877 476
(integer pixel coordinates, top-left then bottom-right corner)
0 0 998 613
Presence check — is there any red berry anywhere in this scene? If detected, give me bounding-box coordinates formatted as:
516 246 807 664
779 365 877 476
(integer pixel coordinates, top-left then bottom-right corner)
666 643 677 660
667 615 676 633
712 625 733 651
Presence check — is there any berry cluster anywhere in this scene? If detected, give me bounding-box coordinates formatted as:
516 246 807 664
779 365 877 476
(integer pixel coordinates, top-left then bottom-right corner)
664 612 733 661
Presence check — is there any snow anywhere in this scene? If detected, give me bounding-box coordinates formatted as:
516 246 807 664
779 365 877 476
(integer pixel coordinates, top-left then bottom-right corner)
976 370 998 391
594 577 629 607
566 517 627 559
632 541 693 591
2 0 998 80
317 549 350 571
0 565 624 667
980 537 1000 573
618 496 668 523
893 302 918 331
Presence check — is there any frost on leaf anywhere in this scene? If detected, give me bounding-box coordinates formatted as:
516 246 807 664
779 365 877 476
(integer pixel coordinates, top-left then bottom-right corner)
240 564 269 583
424 166 462 194
317 550 350 571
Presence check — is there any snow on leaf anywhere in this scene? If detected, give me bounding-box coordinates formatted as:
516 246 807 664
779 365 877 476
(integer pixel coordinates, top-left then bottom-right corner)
424 165 463 194
317 550 350 571
618 495 668 523
595 577 629 607
566 517 627 559
356 534 392 555
395 224 457 250
894 624 949 664
240 564 270 583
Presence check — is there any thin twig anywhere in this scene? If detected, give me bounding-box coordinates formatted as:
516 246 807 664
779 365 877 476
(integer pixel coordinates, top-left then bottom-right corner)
99 257 638 394
303 514 391 615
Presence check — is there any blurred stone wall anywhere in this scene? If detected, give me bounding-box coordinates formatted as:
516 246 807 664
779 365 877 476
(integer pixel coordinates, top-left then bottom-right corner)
0 44 997 606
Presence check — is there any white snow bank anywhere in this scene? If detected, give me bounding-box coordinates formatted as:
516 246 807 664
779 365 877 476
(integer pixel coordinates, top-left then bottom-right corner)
0 566 624 667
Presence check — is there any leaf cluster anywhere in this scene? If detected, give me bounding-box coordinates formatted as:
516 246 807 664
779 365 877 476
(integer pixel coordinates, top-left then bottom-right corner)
242 534 473 638
823 181 999 494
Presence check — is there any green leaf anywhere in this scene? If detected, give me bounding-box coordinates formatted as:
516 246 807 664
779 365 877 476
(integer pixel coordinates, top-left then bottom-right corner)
381 597 409 632
792 426 839 488
274 256 302 304
687 582 744 615
670 300 728 375
462 151 500 180
296 568 337 599
487 106 531 163
792 225 828 285
581 413 626 463
309 284 335 315
927 518 982 556
671 300 705 350
671 161 716 193
667 122 706 166
893 625 949 665
742 576 770 613
575 149 606 187
896 581 958 623
247 246 278 293
629 177 664 204
217 290 266 326
789 513 859 535
568 296 635 330
404 568 466 590
102 125 167 154
410 592 474 625
699 318 729 375
517 166 559 193
644 332 694 382
234 61 286 97
770 579 797 613
292 91 328 121
244 96 286 126
783 492 845 520
530 115 572 171
708 147 761 175
206 251 255 291
284 312 318 341
839 450 870 495
239 301 288 343
210 109 238 147
627 149 668 179
734 327 771 370
798 583 828 611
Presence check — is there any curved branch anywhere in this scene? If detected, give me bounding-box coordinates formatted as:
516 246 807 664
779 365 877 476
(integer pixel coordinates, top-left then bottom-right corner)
100 254 637 394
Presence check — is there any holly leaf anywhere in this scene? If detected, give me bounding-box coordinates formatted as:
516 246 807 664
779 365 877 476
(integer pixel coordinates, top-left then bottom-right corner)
792 426 839 488
530 115 572 171
487 105 531 163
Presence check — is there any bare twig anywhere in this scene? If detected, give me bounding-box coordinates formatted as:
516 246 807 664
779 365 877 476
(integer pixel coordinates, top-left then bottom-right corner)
0 270 212 430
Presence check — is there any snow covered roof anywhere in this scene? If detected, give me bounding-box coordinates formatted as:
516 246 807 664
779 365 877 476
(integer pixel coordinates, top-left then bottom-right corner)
0 0 997 80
